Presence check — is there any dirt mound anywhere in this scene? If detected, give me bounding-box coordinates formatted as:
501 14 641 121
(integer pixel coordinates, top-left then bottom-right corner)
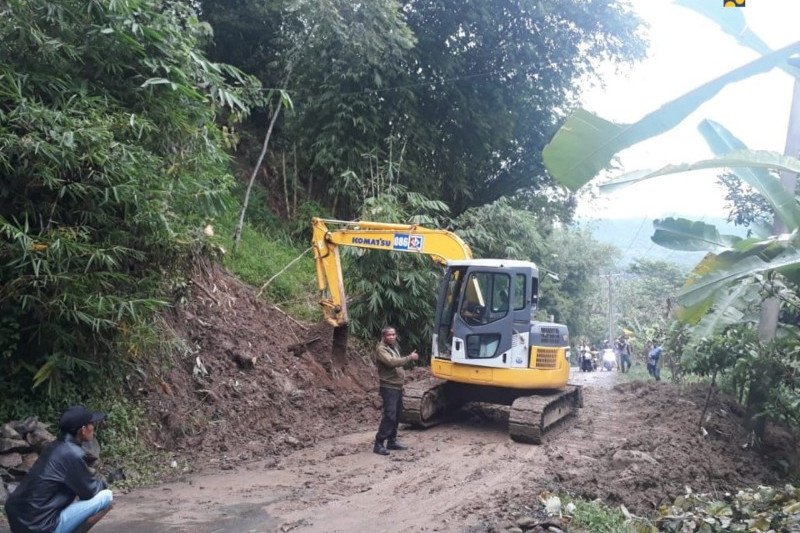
538 380 791 515
137 260 379 468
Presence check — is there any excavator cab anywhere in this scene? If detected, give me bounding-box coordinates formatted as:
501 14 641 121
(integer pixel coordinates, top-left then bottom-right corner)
434 260 545 365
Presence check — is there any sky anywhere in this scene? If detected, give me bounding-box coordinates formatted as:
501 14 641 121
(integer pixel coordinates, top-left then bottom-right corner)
575 0 800 222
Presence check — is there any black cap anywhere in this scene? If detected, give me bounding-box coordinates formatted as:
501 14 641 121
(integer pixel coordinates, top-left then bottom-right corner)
59 405 106 435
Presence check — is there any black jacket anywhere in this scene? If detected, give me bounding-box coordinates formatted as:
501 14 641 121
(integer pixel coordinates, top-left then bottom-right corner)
4 434 106 533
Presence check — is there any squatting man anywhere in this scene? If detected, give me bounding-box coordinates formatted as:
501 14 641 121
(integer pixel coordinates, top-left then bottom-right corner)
4 405 113 533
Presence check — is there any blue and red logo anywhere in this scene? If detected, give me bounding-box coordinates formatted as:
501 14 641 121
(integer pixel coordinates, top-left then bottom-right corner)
393 234 424 251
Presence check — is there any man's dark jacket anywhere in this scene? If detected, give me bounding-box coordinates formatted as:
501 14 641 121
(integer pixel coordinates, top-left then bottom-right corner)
4 434 106 533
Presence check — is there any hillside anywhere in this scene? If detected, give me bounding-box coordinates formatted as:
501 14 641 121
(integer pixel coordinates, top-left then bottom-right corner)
2 260 797 533
133 259 381 467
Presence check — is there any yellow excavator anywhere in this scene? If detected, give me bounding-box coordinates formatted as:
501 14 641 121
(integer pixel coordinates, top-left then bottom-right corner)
311 217 582 443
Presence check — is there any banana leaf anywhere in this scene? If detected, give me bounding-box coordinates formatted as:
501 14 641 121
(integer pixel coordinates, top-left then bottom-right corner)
651 217 742 252
675 0 800 79
692 283 750 337
697 120 800 231
678 245 800 307
543 40 800 191
599 149 800 194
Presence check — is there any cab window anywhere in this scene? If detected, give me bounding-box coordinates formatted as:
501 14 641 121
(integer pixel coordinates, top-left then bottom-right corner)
460 272 510 326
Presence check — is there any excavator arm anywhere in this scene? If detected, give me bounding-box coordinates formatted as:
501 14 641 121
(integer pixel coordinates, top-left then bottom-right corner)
311 217 472 327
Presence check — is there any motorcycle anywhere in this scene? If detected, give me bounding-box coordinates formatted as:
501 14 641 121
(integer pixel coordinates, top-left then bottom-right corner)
601 348 616 371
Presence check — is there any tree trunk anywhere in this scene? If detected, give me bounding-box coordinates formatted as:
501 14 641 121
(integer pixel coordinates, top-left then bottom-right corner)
233 95 284 251
699 369 718 432
292 144 298 218
751 76 800 443
282 151 290 218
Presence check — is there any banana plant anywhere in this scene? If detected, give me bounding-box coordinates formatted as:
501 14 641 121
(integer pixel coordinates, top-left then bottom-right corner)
543 0 800 337
604 119 800 327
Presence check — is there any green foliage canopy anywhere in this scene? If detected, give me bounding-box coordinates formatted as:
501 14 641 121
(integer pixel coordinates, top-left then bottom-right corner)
0 0 259 399
202 0 646 218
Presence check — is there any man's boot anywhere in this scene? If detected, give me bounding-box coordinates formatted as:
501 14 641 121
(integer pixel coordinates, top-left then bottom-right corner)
386 440 407 451
373 442 389 455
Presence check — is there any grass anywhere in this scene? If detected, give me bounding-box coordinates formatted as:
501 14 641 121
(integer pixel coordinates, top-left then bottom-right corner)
98 398 174 489
211 211 319 321
563 496 655 532
616 360 674 384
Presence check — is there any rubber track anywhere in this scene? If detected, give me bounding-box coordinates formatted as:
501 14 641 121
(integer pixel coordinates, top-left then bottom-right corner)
401 377 448 428
508 385 583 444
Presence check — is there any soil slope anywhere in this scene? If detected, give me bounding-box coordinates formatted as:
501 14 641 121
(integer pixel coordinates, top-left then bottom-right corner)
136 260 381 468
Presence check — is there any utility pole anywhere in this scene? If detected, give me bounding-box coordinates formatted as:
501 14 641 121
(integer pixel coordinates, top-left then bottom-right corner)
607 273 614 347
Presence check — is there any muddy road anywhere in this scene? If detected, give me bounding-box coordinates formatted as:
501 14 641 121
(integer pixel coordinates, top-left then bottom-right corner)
85 369 619 533
2 368 786 533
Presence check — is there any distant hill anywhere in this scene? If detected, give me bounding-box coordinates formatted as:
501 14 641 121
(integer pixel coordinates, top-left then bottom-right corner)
580 216 746 269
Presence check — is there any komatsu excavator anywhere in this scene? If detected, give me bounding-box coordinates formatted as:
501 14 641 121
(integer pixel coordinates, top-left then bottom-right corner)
311 217 582 443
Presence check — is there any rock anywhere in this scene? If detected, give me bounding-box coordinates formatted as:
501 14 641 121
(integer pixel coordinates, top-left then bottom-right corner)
611 449 659 466
516 516 537 528
11 417 39 435
0 453 22 469
15 453 39 475
26 428 55 451
0 424 22 440
0 438 31 454
106 467 126 484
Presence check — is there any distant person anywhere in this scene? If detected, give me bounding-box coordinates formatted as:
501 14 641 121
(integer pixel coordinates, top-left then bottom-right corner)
616 335 632 373
5 405 113 533
647 340 663 381
373 326 419 456
579 342 593 372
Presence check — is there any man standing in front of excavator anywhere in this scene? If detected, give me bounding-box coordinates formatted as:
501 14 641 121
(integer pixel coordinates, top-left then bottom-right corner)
373 326 419 456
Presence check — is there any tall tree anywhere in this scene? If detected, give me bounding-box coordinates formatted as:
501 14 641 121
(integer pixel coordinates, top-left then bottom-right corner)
201 0 645 218
400 0 645 213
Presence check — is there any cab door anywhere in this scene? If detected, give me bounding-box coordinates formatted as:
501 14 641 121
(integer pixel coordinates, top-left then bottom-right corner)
450 268 516 368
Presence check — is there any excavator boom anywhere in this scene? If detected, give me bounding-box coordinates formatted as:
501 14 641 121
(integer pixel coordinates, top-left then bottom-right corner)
311 217 471 327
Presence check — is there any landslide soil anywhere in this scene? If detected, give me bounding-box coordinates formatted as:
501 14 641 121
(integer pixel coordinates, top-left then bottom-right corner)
3 263 795 533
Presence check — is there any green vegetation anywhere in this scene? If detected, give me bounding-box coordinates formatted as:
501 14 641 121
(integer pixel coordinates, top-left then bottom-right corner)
0 0 259 419
2 0 797 514
213 209 318 320
565 497 629 533
546 3 800 443
96 398 173 488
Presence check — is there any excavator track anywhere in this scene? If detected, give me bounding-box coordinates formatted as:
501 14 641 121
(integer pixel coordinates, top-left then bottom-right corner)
508 385 583 444
401 377 450 428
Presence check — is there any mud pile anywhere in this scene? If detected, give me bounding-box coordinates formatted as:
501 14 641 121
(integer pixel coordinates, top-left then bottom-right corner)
484 379 795 521
137 260 379 467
